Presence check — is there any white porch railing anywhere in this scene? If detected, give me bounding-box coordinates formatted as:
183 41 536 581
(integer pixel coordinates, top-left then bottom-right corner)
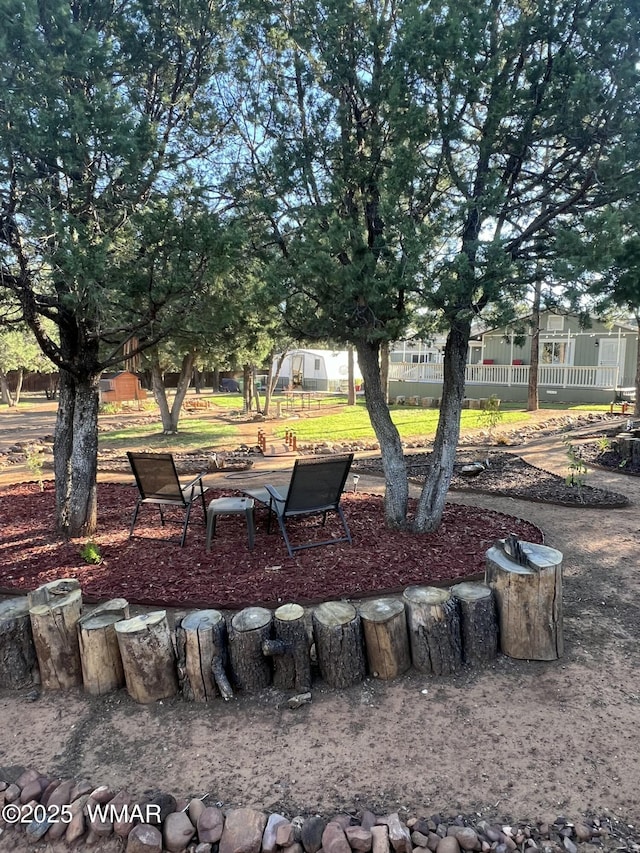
388 362 620 389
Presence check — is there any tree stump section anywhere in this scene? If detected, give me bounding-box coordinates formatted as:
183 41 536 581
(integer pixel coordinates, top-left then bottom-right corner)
78 599 130 696
28 579 83 689
312 601 366 688
486 540 563 660
115 611 178 703
0 597 39 689
358 598 410 680
262 603 312 692
403 586 462 675
176 609 233 701
228 607 273 692
450 582 498 666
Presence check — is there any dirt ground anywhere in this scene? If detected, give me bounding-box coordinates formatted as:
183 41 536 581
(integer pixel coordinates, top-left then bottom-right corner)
1 403 639 848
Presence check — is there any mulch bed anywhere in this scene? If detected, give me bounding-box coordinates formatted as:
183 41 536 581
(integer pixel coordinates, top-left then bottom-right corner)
354 451 630 508
0 482 542 611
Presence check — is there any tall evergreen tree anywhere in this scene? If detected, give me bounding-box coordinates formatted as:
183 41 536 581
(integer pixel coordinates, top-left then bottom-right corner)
224 0 640 530
0 0 228 536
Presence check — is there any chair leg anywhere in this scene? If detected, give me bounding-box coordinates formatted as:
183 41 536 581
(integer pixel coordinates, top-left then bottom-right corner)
245 507 255 551
205 509 216 552
129 502 141 539
199 483 207 524
180 504 193 547
276 515 295 558
336 506 352 544
158 505 165 527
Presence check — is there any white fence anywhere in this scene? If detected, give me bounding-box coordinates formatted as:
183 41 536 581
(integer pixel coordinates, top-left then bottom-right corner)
388 362 620 389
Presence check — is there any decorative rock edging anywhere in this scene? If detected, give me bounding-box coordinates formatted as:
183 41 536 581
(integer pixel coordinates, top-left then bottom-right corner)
0 768 637 851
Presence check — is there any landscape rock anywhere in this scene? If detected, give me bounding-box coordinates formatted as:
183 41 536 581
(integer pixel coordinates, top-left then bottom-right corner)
322 821 352 853
219 807 267 853
302 816 328 853
163 810 196 852
197 806 225 844
126 822 163 853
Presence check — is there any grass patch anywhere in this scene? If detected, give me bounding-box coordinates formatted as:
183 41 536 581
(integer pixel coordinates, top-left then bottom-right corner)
272 403 531 443
100 419 237 452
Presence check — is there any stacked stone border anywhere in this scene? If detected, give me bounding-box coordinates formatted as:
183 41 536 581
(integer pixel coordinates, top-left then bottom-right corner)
0 768 634 851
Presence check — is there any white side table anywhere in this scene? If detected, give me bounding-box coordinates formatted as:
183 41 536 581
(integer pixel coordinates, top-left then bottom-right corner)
206 497 255 552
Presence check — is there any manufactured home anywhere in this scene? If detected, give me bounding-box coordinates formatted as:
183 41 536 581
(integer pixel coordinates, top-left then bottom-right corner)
273 349 362 393
389 312 638 405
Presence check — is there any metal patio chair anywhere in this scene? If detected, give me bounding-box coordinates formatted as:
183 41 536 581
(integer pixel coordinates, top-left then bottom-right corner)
127 451 208 547
244 454 354 557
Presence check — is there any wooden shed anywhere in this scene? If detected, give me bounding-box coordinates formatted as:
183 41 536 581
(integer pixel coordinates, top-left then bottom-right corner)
99 371 146 404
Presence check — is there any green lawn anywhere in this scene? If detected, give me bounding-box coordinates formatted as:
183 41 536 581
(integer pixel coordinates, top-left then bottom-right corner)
271 402 532 442
96 395 609 453
100 418 237 452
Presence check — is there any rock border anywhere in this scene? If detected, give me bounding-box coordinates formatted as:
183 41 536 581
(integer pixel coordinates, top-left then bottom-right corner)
0 768 637 852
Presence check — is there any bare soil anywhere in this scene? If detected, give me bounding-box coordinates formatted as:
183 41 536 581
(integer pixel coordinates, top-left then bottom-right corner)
1 409 639 850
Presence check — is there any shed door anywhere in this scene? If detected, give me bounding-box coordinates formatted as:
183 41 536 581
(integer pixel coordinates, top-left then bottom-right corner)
597 338 625 386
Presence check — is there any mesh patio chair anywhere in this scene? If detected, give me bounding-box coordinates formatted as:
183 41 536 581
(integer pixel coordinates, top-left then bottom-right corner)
127 451 208 547
244 454 354 557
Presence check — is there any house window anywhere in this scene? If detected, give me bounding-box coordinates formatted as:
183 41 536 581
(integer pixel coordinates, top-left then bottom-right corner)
541 341 569 364
314 358 321 371
546 315 565 331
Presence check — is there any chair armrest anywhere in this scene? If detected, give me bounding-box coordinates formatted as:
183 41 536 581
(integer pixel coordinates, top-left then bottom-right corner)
265 484 286 504
183 472 205 489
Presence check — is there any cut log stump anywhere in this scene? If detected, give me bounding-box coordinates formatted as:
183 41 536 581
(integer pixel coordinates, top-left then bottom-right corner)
229 607 273 692
78 599 130 696
358 598 410 680
115 611 178 703
262 603 312 692
312 601 366 688
0 597 39 689
403 586 462 675
486 539 563 660
28 579 83 690
176 609 233 701
450 582 498 666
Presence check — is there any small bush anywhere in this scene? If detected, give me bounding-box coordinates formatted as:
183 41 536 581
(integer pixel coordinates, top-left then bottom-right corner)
80 541 102 564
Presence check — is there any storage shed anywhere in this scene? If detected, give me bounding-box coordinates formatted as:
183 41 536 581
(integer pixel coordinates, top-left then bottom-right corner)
99 371 147 404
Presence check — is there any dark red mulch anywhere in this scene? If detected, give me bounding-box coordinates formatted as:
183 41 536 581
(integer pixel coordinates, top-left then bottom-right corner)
0 483 543 611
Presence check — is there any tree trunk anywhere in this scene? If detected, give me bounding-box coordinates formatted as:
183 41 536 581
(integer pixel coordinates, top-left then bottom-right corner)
486 540 564 661
253 366 263 414
380 341 390 405
0 371 14 406
358 598 411 680
527 279 542 411
403 585 463 675
261 603 312 692
312 601 366 688
228 606 273 691
151 351 195 433
413 319 470 532
78 599 129 696
28 579 83 689
171 351 196 425
355 339 408 529
243 363 253 412
115 611 179 703
450 582 498 666
347 345 356 405
0 597 39 689
212 368 220 394
12 367 24 404
175 609 232 701
264 349 287 418
634 314 640 418
54 369 99 537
